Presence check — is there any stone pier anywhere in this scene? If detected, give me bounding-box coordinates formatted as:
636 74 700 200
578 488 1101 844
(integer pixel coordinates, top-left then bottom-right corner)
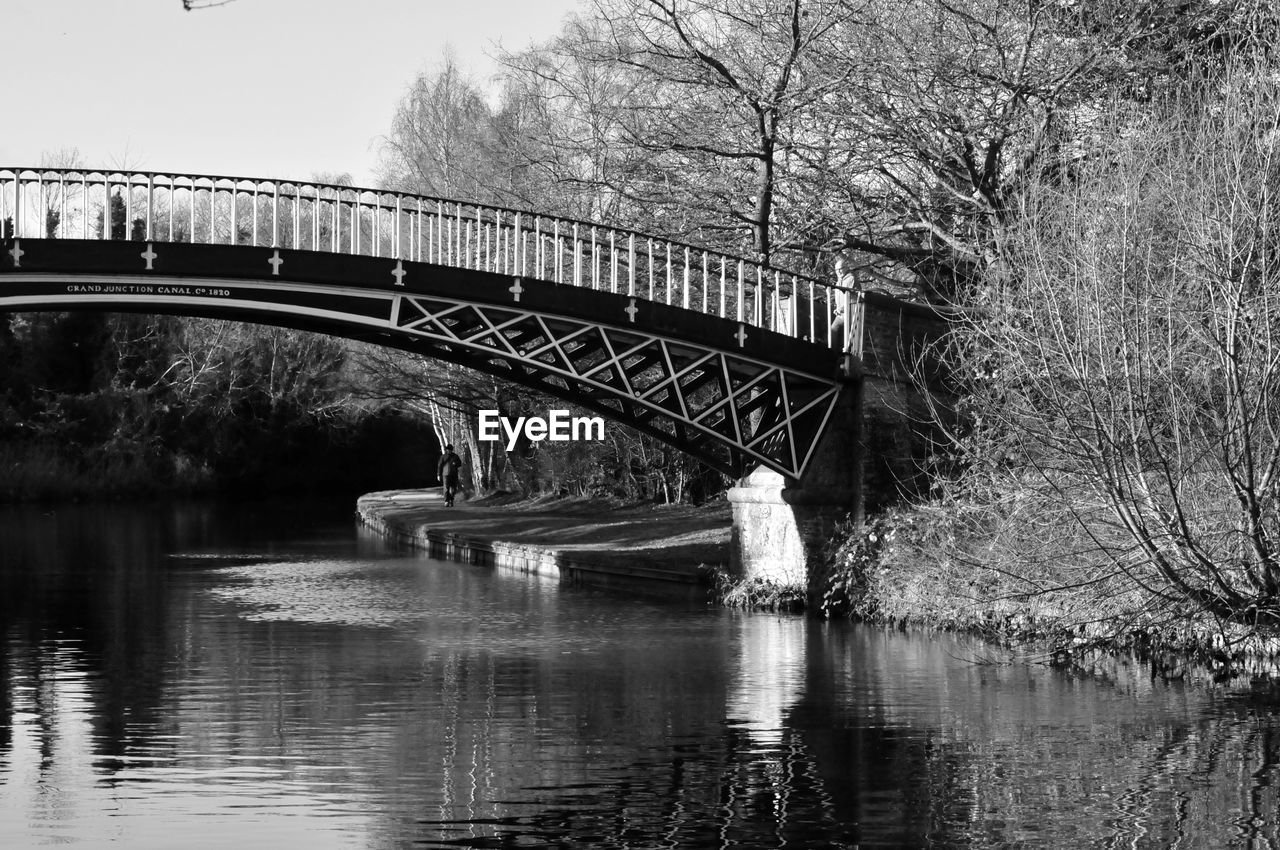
726 292 949 598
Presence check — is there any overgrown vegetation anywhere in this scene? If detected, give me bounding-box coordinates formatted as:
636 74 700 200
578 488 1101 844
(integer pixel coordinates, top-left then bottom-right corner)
711 569 807 612
818 53 1280 656
935 68 1280 635
0 311 434 500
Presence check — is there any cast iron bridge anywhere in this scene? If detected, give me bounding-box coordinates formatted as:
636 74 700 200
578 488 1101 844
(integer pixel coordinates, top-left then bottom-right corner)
0 168 858 478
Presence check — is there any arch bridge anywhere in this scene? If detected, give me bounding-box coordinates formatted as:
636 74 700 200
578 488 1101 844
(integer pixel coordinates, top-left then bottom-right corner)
0 167 862 480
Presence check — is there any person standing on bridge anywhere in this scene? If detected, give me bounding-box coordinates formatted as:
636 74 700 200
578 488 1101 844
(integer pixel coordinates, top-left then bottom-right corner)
437 444 463 507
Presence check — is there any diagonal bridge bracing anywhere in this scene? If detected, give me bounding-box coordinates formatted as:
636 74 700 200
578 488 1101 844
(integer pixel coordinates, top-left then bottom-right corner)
0 168 854 478
390 296 842 477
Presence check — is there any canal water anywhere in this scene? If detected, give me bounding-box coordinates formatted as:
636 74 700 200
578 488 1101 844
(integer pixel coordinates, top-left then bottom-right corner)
2 498 1279 848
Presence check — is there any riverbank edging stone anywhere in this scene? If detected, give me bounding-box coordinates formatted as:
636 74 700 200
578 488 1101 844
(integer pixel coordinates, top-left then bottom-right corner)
356 490 725 593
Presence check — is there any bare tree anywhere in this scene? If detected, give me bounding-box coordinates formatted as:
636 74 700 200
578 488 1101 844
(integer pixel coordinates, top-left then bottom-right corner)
497 23 651 223
347 346 517 493
940 58 1280 635
36 148 85 238
377 54 512 203
501 0 851 264
806 0 1280 300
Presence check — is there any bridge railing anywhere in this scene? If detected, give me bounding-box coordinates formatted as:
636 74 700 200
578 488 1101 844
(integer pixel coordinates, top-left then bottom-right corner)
0 167 853 350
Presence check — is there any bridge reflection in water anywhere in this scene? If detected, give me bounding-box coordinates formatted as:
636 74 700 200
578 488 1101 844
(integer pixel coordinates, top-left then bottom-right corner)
1 499 1279 848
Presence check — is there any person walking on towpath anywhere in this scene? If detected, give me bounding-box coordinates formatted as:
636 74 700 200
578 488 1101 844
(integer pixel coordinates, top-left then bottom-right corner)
437 444 463 507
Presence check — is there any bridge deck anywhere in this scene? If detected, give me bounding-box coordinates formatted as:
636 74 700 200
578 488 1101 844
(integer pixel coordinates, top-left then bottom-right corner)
0 167 867 479
0 167 853 350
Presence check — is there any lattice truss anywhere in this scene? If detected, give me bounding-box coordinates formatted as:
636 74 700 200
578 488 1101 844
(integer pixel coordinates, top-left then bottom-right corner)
393 296 842 477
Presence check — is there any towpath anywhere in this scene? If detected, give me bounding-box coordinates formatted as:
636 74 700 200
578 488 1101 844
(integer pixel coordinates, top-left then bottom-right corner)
357 489 730 590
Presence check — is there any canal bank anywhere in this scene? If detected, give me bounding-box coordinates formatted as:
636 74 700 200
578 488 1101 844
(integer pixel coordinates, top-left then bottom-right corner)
356 489 729 593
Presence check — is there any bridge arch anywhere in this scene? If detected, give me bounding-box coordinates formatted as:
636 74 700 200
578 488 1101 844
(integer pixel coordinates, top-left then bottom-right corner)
0 168 856 478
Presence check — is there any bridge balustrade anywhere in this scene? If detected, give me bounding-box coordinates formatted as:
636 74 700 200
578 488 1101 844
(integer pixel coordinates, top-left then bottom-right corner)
0 167 853 350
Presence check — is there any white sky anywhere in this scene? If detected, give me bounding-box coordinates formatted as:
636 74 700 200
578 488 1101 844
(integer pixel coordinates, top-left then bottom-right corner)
4 0 583 186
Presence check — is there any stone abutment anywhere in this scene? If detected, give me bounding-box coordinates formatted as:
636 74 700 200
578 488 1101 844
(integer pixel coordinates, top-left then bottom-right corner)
727 292 949 600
